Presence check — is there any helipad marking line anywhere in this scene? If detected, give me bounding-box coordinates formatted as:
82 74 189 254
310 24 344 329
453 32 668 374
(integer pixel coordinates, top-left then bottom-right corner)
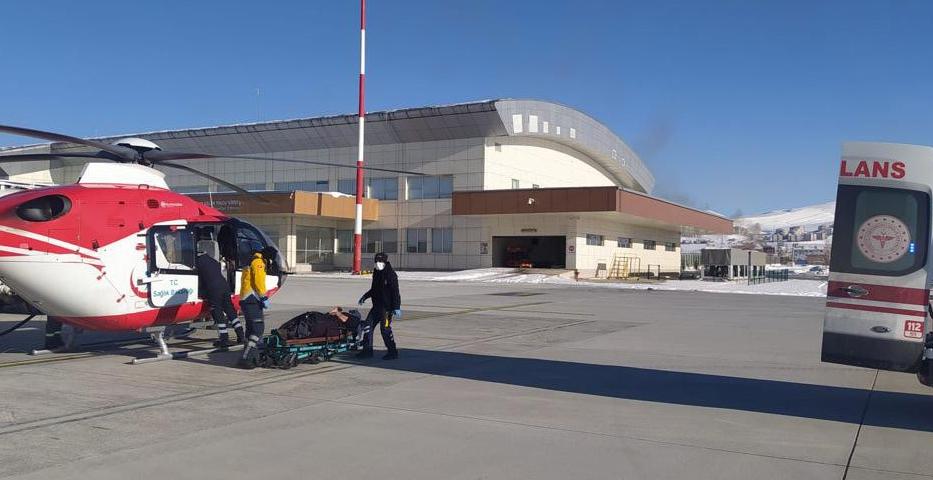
842 369 879 480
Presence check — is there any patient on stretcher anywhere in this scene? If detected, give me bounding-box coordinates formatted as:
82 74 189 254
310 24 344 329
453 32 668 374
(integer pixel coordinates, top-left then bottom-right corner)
276 307 362 341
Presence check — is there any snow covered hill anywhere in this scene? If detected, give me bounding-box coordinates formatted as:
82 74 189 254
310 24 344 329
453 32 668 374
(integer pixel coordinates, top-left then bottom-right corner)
735 201 835 232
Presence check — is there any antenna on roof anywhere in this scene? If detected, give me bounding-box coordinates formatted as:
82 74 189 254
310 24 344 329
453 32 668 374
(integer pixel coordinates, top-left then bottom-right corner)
256 87 261 122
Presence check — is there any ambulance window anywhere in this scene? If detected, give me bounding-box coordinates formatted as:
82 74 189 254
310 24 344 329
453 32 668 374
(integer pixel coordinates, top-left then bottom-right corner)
830 185 929 276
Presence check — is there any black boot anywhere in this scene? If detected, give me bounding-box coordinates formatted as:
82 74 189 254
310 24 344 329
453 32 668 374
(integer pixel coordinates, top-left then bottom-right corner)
356 348 374 359
213 333 230 352
44 317 64 350
237 346 257 369
238 333 261 369
234 326 245 344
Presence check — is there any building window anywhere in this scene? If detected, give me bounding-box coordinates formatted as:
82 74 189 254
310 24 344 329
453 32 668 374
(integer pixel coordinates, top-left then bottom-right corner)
618 237 632 248
511 179 520 189
336 230 353 253
296 226 335 265
643 240 657 250
363 229 398 254
432 228 453 254
408 175 453 200
217 183 266 193
337 179 357 195
275 180 329 192
406 228 428 253
173 185 209 193
367 178 398 200
586 234 603 246
494 143 502 152
512 114 523 133
665 242 677 252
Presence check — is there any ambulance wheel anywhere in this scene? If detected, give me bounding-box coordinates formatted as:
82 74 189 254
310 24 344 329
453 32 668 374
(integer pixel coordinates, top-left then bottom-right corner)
921 360 933 387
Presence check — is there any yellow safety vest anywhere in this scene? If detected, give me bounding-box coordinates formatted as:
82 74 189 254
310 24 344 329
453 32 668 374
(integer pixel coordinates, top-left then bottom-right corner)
239 253 267 300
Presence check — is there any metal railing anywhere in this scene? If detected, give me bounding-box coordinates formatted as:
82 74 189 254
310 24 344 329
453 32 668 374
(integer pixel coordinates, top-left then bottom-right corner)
748 268 789 285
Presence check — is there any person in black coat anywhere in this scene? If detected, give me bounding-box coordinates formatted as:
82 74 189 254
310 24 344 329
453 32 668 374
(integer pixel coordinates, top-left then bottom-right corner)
195 240 243 350
357 252 401 359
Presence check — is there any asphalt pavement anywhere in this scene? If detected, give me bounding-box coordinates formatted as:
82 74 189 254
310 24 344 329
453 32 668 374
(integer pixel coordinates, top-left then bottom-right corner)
0 276 930 480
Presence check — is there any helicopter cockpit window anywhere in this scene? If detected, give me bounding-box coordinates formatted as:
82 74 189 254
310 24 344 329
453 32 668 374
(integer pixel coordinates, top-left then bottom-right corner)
151 228 196 272
16 195 72 222
235 226 265 268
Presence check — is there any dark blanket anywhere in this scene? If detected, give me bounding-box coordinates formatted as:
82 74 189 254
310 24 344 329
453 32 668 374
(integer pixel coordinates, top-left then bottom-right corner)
276 310 361 340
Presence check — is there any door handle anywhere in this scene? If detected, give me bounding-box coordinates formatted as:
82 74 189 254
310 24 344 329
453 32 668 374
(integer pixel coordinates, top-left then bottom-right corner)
843 285 869 298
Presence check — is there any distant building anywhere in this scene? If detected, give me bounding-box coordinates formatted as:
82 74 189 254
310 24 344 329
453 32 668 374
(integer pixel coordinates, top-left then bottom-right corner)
0 99 731 274
700 248 767 280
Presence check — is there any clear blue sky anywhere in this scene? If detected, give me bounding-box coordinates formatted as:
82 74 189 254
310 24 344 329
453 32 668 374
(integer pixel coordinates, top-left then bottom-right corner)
1 0 931 216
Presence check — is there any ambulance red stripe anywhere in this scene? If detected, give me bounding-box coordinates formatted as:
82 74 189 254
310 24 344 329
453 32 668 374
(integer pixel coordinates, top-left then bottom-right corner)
826 301 926 317
826 281 929 305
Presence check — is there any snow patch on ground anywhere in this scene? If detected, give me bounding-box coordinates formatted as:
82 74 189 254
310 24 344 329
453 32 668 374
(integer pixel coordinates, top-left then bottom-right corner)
302 268 827 297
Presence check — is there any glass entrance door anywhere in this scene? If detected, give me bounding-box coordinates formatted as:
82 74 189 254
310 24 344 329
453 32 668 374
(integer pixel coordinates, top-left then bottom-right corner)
296 226 335 266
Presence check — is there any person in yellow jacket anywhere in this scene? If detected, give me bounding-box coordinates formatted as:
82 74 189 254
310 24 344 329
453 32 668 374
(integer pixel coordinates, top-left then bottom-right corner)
237 248 271 369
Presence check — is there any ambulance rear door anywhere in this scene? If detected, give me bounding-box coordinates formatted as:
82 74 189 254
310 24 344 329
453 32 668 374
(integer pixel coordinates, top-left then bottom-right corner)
822 143 933 372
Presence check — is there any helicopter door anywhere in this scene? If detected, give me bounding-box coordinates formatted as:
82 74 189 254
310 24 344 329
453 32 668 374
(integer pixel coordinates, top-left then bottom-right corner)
228 220 284 295
822 183 931 372
146 225 199 307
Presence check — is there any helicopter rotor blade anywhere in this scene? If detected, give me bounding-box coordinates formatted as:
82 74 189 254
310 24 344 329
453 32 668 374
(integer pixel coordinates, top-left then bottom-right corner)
0 152 121 163
157 161 272 204
0 125 134 160
145 151 426 176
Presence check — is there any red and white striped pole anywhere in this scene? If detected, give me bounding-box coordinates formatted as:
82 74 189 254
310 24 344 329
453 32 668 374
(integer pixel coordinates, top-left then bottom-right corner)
352 0 366 274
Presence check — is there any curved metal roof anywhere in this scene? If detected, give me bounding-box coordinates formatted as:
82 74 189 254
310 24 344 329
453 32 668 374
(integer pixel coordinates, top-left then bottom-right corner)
23 99 654 193
494 100 654 193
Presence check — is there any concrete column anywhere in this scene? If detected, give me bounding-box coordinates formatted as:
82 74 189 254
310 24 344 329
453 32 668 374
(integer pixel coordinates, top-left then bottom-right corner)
566 216 580 271
285 234 297 270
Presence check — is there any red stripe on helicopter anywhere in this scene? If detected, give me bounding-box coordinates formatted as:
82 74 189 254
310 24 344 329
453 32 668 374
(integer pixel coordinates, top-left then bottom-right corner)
826 301 926 317
826 281 929 305
56 287 280 331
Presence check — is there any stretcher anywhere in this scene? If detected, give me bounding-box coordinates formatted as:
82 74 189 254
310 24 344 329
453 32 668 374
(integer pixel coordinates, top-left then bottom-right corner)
257 328 359 369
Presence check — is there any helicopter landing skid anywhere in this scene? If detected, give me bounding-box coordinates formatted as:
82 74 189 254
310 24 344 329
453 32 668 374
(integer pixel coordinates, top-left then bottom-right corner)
29 324 82 356
29 320 214 357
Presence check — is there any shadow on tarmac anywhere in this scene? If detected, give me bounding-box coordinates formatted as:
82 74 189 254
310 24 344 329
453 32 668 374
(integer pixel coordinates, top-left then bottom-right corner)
337 348 933 433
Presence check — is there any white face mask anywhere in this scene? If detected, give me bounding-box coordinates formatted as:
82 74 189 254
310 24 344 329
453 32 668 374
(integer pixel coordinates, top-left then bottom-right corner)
375 262 386 271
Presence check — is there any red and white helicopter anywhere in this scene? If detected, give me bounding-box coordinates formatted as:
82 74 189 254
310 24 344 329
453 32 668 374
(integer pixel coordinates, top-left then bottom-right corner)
0 124 416 359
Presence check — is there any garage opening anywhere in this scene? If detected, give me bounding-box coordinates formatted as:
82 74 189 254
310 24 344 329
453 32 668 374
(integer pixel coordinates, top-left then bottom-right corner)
492 236 566 268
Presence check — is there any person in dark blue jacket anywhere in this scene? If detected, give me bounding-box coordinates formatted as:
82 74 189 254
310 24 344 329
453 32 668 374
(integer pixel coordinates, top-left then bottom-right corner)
195 238 242 351
357 252 401 360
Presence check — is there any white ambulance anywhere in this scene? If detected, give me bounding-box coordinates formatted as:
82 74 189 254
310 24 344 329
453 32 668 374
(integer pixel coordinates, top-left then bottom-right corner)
822 142 933 385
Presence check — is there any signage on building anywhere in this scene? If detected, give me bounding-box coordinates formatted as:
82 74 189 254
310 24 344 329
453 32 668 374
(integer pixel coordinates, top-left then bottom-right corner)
480 242 488 255
209 199 245 212
568 245 575 254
